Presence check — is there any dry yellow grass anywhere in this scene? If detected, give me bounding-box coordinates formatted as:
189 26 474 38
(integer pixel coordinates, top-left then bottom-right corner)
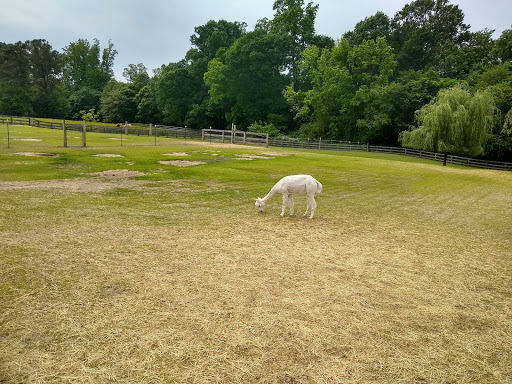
0 154 511 383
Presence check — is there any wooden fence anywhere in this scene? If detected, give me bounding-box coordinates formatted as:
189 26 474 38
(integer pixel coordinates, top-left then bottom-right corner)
0 116 202 140
0 116 30 126
1 115 510 171
268 139 512 171
202 129 269 147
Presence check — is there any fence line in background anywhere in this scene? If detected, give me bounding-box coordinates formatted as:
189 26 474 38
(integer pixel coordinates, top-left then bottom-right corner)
0 116 203 141
268 139 511 171
202 128 269 147
1 115 510 171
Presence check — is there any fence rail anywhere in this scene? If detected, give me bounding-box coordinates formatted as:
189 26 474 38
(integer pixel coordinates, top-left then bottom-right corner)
0 116 202 139
0 116 30 126
202 129 269 146
267 139 511 171
1 115 510 171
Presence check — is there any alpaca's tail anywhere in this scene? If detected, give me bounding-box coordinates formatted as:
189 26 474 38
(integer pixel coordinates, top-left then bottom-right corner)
316 181 323 194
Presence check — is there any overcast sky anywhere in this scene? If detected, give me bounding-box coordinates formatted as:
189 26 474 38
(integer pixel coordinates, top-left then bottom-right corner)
1 0 511 81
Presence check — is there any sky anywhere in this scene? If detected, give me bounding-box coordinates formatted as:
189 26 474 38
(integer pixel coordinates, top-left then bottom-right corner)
1 0 511 82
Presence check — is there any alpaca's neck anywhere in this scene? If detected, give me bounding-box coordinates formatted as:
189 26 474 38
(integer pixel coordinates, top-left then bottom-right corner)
261 186 278 202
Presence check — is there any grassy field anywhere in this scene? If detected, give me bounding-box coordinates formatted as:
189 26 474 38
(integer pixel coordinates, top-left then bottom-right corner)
1 126 511 383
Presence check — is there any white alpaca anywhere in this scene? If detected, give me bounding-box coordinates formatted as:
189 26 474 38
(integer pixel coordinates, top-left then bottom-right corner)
255 174 322 219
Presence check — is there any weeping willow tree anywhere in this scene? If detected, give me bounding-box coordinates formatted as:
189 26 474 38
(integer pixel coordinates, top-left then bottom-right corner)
400 85 496 164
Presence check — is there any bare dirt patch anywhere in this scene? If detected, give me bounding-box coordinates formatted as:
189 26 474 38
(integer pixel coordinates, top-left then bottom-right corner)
157 160 207 167
89 169 146 178
234 154 275 160
161 152 189 156
93 154 125 158
262 152 288 157
14 152 59 157
15 138 42 142
0 178 143 193
0 170 147 193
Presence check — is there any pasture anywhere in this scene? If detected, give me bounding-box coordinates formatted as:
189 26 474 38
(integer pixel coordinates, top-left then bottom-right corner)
1 126 511 383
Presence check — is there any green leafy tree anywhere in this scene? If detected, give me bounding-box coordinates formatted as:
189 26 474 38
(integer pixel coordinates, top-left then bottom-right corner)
348 37 396 88
153 20 245 127
389 0 471 72
357 70 455 146
284 42 355 139
155 61 200 125
0 40 70 118
343 12 391 46
80 108 99 122
188 20 247 66
62 39 117 90
204 29 291 129
473 63 512 160
27 39 70 118
62 39 117 119
0 42 32 116
490 28 512 64
123 63 149 88
435 29 495 79
355 70 456 144
286 37 397 142
400 85 496 161
99 80 137 123
270 0 319 90
69 86 102 120
135 79 162 124
248 121 281 136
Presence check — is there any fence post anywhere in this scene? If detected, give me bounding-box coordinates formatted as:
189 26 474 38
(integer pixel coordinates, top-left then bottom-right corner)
6 123 9 148
319 137 322 150
149 123 152 137
82 120 87 147
202 129 205 141
63 120 67 148
265 133 269 148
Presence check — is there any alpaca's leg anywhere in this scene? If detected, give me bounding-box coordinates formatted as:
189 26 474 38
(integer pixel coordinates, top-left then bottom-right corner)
307 195 317 219
281 194 287 217
289 194 295 216
304 195 311 216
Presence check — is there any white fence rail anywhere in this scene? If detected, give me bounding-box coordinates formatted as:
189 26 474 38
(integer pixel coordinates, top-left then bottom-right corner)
202 129 269 147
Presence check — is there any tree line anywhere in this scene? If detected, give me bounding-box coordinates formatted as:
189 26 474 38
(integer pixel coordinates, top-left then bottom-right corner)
1 0 511 160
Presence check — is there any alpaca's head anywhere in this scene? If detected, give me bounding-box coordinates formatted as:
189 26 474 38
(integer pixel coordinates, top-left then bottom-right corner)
255 198 266 212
